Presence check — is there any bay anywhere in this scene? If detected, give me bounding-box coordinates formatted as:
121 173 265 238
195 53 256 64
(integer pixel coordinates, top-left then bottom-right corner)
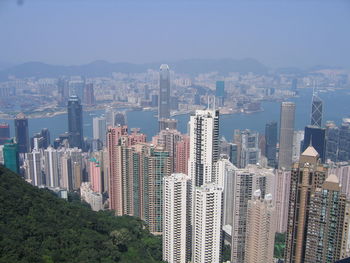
1 88 349 142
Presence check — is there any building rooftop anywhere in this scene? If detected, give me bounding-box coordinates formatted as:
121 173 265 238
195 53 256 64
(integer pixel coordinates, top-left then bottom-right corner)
301 145 319 157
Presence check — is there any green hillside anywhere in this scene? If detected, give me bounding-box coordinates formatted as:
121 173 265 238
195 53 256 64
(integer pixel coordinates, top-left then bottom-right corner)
0 166 163 263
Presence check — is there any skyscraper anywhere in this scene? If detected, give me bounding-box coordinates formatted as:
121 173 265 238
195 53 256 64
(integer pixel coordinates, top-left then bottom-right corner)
14 113 29 154
310 94 323 127
67 95 83 149
244 190 276 263
304 174 346 263
231 165 275 263
302 125 326 162
285 145 327 263
265 121 277 167
278 102 295 170
0 123 10 145
25 149 43 186
162 173 192 263
192 183 223 263
189 109 219 187
215 80 225 106
3 140 19 173
93 116 107 146
158 64 170 120
234 129 261 168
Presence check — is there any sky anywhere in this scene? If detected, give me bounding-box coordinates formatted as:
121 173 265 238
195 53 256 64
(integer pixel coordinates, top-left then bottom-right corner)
0 0 349 69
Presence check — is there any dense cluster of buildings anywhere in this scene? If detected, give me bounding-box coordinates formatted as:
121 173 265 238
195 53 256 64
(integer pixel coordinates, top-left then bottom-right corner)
1 64 350 263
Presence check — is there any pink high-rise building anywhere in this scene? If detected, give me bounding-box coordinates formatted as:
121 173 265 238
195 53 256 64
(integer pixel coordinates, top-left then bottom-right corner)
274 169 291 233
107 126 128 215
89 158 101 193
176 136 190 175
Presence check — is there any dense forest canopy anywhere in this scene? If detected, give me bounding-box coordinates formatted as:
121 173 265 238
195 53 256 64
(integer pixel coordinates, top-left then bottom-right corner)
0 166 163 263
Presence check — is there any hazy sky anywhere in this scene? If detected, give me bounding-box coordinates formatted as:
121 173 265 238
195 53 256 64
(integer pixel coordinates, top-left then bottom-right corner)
0 0 349 68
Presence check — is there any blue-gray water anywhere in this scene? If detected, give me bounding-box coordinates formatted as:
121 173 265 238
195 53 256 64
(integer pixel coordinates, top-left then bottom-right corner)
1 88 349 142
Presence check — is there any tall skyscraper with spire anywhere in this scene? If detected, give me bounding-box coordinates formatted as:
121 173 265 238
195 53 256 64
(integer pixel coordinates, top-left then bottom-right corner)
311 92 323 127
278 102 295 170
158 64 171 120
67 95 83 149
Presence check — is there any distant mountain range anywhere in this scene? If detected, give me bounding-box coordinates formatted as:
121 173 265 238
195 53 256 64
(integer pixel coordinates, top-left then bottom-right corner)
0 58 269 80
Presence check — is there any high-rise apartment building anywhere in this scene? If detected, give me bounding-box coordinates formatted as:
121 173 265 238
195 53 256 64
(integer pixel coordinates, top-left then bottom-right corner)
292 130 304 162
274 169 291 233
145 147 172 234
304 174 346 263
175 135 190 175
14 113 29 154
265 121 277 167
25 149 43 186
230 165 275 263
285 145 327 263
278 102 295 170
67 95 83 149
192 183 223 263
311 94 323 127
189 109 219 187
244 190 276 263
163 173 192 263
43 146 60 188
158 64 171 120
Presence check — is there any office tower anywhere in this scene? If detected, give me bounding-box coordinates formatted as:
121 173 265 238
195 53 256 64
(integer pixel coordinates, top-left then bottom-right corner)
158 64 170 120
244 190 276 263
192 183 223 263
310 94 323 127
3 140 19 173
31 128 51 150
304 174 346 263
189 109 219 187
163 173 192 263
235 129 261 168
151 94 159 107
175 135 190 174
231 165 275 263
145 147 172 234
215 156 236 226
44 146 59 187
338 118 350 162
25 149 43 186
302 125 326 162
285 145 327 263
0 123 10 145
14 113 29 153
69 79 85 99
159 118 177 131
83 83 95 105
114 112 126 127
215 80 225 106
278 102 295 170
265 121 277 167
292 130 304 162
67 95 83 149
325 121 339 162
57 77 69 105
93 116 107 146
274 169 291 233
291 78 298 91
89 157 101 193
